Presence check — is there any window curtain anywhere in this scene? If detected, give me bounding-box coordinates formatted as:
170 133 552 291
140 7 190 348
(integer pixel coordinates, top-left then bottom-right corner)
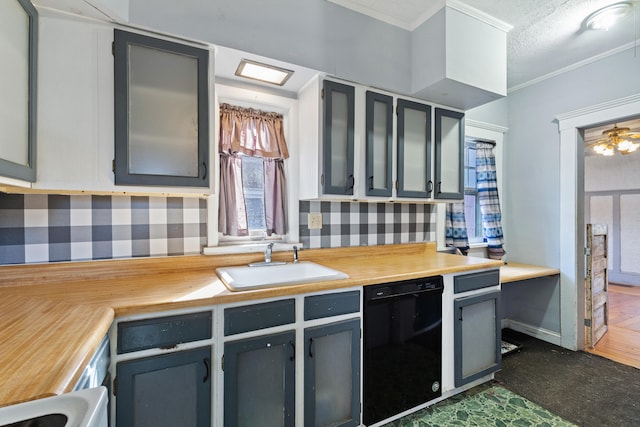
476 141 505 260
218 104 288 236
445 202 469 255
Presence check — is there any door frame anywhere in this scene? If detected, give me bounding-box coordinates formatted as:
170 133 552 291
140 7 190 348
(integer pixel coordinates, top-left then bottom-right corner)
556 92 640 350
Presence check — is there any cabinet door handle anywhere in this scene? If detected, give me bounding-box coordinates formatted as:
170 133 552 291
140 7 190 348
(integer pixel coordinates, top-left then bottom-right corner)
203 357 210 383
289 340 295 361
368 176 374 191
459 306 463 321
426 180 433 197
308 337 314 358
201 161 208 180
346 174 354 193
436 181 442 195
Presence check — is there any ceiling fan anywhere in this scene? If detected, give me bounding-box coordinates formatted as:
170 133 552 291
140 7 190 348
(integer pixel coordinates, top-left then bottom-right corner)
586 123 640 156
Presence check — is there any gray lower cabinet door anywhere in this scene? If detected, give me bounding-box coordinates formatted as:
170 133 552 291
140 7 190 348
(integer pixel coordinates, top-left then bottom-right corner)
224 330 296 427
454 291 502 387
304 319 361 427
115 346 212 427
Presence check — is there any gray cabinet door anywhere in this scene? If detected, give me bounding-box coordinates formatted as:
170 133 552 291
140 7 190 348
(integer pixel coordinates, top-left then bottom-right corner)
113 29 210 187
397 99 432 198
0 0 37 182
322 80 355 195
304 319 361 427
365 91 393 197
115 346 212 427
434 108 464 199
224 331 296 427
454 290 502 387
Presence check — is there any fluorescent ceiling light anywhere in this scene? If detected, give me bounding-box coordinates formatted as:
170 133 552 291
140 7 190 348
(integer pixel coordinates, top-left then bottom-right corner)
585 2 634 30
235 59 294 86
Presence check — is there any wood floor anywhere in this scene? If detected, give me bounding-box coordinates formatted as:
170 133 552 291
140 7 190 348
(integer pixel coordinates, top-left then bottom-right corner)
585 284 640 368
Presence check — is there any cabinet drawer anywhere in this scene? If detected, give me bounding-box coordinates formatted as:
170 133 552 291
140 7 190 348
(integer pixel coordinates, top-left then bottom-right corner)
117 311 212 354
454 270 500 293
304 290 360 320
224 299 295 336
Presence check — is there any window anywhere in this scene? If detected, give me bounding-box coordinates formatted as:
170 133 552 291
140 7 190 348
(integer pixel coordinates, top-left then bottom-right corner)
464 139 483 243
241 155 267 232
218 103 288 242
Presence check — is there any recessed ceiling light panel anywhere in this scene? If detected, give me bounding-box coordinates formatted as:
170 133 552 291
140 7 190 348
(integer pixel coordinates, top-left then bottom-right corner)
235 59 294 86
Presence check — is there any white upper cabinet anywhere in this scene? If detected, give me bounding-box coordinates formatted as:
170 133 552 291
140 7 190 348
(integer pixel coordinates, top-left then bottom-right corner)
32 14 213 195
298 76 463 202
0 0 37 184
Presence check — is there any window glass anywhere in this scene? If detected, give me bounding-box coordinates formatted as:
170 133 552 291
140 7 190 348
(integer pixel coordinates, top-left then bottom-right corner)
241 155 266 231
464 140 483 243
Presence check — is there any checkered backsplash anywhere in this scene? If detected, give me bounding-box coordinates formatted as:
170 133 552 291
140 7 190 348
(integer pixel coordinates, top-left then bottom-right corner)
299 200 436 249
0 193 207 265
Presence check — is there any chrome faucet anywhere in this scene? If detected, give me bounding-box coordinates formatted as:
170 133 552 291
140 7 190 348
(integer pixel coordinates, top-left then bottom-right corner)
293 245 299 263
265 242 274 263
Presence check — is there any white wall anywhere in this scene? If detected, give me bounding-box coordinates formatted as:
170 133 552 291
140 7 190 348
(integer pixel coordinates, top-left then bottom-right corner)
502 47 640 266
585 153 640 192
128 0 412 97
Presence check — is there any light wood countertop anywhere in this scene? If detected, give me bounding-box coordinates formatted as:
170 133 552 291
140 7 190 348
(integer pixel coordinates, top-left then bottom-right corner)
500 262 560 283
0 243 502 407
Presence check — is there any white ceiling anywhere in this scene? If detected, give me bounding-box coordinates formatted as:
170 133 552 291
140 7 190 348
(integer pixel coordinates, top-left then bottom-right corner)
329 0 640 89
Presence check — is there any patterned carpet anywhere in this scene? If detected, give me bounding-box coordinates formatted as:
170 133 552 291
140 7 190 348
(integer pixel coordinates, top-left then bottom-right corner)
383 384 576 427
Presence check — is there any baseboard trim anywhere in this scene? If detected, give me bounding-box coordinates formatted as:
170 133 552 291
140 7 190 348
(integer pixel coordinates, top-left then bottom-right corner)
502 319 562 347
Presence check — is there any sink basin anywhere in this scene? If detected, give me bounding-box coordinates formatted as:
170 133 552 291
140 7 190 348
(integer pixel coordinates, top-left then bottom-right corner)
0 387 107 427
216 261 349 291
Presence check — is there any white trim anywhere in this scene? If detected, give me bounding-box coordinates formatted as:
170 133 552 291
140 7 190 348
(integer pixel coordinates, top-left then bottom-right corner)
446 0 513 32
465 119 508 134
555 92 640 351
509 41 639 93
501 319 562 347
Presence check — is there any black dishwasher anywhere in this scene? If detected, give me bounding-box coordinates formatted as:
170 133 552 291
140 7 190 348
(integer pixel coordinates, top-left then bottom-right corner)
363 276 443 425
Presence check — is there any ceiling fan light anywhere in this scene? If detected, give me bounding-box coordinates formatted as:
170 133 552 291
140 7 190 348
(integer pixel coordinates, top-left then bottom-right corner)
618 140 639 153
585 2 634 30
594 143 615 156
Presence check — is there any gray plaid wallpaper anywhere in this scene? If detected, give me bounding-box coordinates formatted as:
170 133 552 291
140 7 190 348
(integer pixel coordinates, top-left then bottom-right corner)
299 200 436 249
0 193 207 265
0 194 435 265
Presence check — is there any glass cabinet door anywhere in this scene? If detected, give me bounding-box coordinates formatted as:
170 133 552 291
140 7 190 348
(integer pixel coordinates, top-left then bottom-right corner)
397 99 431 198
322 80 355 195
224 331 296 427
113 29 209 187
115 346 212 427
304 319 361 427
454 291 502 387
0 0 37 182
435 108 464 199
365 91 393 197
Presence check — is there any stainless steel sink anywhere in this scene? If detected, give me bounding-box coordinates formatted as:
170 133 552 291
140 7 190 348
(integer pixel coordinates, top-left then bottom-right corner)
216 261 349 291
0 387 107 427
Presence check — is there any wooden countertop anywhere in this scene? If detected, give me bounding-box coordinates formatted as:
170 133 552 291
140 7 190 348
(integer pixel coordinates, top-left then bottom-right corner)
500 262 560 283
0 242 502 407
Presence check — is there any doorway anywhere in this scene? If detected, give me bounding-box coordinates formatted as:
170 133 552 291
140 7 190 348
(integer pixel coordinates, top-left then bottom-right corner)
556 93 640 352
583 118 640 367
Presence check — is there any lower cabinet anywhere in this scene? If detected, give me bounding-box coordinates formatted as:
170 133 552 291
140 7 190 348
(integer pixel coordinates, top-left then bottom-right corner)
304 319 361 427
223 331 296 427
453 290 501 387
115 346 212 427
221 290 361 427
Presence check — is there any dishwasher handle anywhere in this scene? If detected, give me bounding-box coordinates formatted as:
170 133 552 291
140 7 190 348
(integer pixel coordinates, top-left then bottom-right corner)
365 277 443 301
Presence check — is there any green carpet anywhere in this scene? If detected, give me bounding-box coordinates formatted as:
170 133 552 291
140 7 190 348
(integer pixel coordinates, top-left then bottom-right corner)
383 384 577 427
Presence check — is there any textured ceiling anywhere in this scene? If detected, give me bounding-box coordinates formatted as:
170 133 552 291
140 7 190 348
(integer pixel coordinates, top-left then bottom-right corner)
330 0 640 89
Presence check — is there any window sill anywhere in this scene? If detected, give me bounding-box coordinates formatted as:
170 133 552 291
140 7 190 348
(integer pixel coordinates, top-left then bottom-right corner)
203 242 302 256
